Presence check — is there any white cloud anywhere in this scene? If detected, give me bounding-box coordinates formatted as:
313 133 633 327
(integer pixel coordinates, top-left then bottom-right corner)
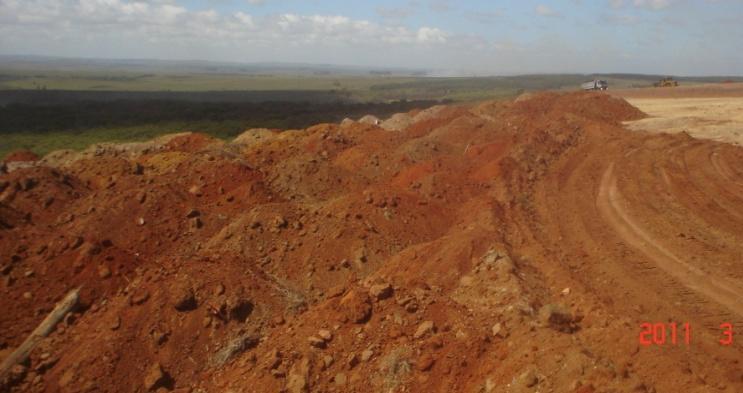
0 0 450 52
536 4 558 17
610 0 676 9
634 0 673 9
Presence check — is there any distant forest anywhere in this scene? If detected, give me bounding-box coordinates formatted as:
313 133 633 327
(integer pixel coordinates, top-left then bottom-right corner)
0 97 441 134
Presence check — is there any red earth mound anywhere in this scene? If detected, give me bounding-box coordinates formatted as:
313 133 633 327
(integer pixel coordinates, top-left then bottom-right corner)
3 150 39 164
1 92 742 393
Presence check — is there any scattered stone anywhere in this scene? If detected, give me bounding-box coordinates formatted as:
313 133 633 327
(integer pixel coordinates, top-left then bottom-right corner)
190 217 203 230
188 185 202 196
265 349 282 370
322 355 334 370
57 368 76 389
308 336 326 349
57 213 75 225
396 294 419 313
97 265 111 279
173 284 197 311
130 290 150 305
516 367 538 388
34 355 59 373
318 329 333 342
273 216 288 230
23 291 33 300
327 285 345 298
286 357 310 393
79 241 102 258
369 283 393 301
354 248 367 264
110 316 121 331
347 353 359 369
70 236 84 250
339 290 372 324
334 373 347 386
137 217 146 226
361 348 374 362
143 363 169 391
417 353 435 371
152 330 169 346
561 287 571 296
491 323 508 338
136 191 147 204
186 209 200 218
270 367 286 378
414 320 435 339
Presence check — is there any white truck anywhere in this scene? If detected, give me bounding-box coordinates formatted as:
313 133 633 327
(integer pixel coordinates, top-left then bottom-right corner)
581 80 608 91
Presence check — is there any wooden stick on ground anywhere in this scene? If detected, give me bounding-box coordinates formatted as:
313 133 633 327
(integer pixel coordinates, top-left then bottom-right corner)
0 288 80 381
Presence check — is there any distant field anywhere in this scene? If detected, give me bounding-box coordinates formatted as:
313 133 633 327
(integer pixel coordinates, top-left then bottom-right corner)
0 69 411 93
3 64 743 160
0 68 704 102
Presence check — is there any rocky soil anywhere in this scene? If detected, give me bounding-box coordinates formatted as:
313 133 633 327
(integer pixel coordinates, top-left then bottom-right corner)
1 91 742 392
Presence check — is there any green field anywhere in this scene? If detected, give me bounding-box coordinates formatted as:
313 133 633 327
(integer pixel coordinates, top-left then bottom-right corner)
0 68 682 102
0 121 246 158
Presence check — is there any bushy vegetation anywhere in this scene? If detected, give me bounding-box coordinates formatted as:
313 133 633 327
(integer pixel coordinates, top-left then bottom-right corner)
0 99 441 158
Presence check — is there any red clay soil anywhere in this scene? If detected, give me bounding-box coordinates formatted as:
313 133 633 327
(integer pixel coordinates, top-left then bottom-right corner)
3 150 39 164
1 91 742 393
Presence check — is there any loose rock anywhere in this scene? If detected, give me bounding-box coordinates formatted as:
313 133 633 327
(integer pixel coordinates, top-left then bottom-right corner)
143 363 169 391
414 320 435 339
339 290 372 323
369 283 393 301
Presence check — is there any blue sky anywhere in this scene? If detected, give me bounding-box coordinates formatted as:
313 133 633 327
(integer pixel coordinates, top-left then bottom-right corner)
1 0 742 75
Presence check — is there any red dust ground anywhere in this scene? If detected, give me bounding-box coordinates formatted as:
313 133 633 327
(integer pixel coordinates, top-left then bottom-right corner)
1 91 742 393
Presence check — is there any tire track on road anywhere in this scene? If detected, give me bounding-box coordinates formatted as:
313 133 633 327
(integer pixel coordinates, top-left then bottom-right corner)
597 162 743 317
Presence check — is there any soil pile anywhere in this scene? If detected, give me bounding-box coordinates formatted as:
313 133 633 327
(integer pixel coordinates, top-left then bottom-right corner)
2 150 39 164
1 92 742 393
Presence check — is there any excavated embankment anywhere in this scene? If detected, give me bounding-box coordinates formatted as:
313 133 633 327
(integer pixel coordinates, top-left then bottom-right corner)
1 92 742 393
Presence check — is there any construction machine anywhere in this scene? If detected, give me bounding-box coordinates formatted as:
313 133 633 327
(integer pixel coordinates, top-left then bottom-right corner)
581 80 608 91
654 77 679 87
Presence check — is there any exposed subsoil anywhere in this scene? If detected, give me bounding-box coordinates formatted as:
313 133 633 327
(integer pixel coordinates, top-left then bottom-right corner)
1 91 742 393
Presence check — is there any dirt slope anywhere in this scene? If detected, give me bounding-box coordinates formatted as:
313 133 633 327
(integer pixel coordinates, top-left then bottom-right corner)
1 91 742 393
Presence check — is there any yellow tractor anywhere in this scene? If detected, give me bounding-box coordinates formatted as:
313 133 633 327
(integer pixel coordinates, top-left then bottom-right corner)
654 77 679 87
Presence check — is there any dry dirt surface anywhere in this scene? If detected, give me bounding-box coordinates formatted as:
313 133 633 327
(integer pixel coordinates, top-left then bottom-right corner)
1 91 742 393
614 83 743 146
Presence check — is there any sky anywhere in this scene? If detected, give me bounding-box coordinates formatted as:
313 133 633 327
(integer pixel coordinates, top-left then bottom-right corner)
0 0 742 76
